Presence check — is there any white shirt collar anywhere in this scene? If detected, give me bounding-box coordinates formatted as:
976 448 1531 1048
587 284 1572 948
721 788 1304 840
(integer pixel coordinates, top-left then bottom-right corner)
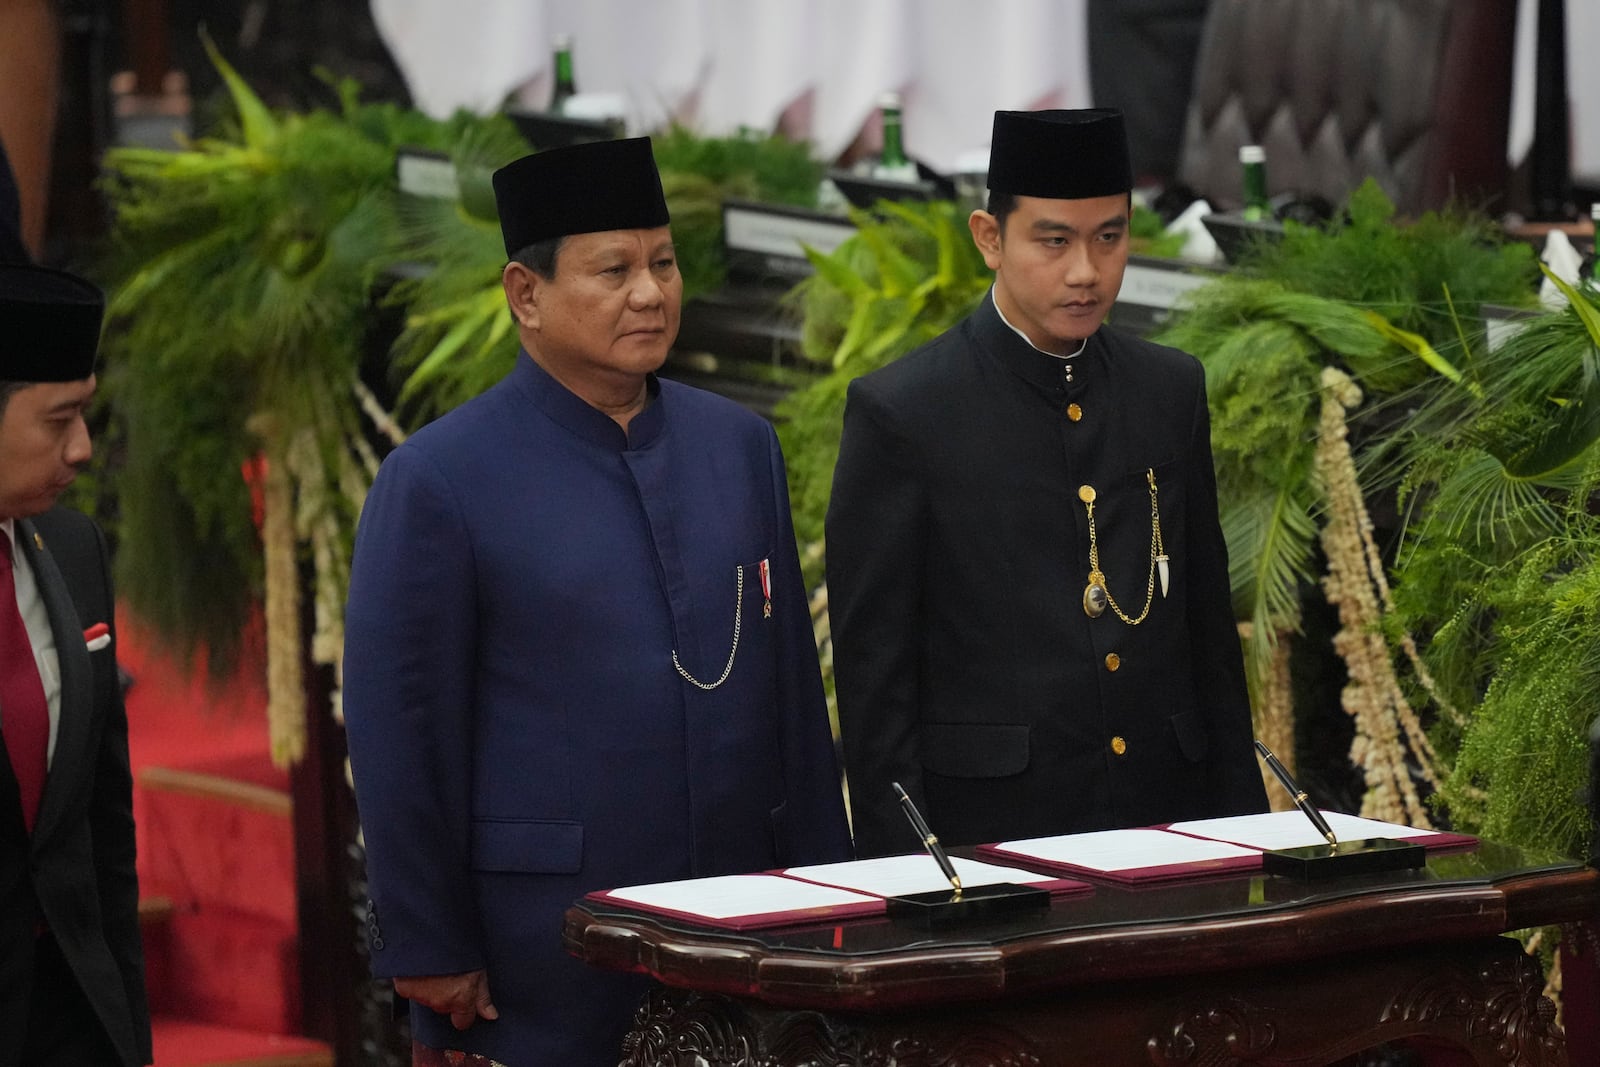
991 289 1088 361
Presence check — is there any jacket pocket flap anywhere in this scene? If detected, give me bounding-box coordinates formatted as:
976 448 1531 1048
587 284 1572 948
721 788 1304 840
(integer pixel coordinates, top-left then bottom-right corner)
470 819 584 874
1169 711 1210 762
920 723 1030 778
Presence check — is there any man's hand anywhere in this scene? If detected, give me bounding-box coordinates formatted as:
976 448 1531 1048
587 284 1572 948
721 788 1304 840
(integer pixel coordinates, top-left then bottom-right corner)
395 970 499 1031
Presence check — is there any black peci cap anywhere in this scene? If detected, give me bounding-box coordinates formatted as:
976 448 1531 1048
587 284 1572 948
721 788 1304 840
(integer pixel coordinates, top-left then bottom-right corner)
0 264 104 382
492 137 672 257
987 109 1133 200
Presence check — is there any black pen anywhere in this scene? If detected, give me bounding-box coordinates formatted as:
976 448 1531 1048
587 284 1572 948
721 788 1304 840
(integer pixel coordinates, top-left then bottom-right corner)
1254 740 1338 848
892 781 962 893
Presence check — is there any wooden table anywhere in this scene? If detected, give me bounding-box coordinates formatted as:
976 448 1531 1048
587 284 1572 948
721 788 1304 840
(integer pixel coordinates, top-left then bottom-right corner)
566 842 1598 1066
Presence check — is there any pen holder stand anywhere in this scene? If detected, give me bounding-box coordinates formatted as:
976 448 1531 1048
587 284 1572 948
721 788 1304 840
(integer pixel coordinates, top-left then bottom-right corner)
884 882 1050 930
1260 837 1426 880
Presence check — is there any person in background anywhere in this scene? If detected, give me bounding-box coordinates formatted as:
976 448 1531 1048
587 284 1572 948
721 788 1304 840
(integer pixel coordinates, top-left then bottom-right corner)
0 0 60 259
342 136 851 1067
828 108 1266 859
0 263 150 1067
0 140 29 265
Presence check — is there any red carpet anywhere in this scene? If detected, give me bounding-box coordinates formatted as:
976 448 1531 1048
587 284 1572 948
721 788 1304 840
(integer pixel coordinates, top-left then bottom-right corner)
118 608 330 1066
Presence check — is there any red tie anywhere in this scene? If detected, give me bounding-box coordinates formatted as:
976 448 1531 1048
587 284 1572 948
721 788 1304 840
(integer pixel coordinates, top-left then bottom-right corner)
0 535 49 833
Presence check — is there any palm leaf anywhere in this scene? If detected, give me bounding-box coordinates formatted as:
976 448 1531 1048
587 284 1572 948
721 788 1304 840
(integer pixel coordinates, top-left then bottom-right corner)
1222 484 1319 675
200 30 279 150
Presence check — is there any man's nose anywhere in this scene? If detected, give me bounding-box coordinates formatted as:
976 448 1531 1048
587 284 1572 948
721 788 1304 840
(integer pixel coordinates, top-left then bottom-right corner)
628 269 665 309
65 417 93 467
1063 244 1098 287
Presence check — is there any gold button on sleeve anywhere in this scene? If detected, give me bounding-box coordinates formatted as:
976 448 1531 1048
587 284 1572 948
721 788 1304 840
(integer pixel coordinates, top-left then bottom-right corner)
1111 736 1127 755
1067 403 1083 422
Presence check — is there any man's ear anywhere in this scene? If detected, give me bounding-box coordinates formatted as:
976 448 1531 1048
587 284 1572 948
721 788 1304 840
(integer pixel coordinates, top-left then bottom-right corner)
502 261 542 329
968 209 1003 271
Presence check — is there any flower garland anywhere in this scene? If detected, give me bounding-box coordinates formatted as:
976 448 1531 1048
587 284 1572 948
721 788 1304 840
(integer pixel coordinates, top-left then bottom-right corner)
252 413 306 769
254 382 408 769
1314 366 1439 825
1239 620 1297 811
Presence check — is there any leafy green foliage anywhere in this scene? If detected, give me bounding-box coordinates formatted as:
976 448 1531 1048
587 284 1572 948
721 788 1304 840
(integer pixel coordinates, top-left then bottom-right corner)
1130 203 1187 259
1390 282 1600 855
99 44 522 669
1240 180 1538 358
1156 282 1382 674
1432 536 1600 856
775 200 991 578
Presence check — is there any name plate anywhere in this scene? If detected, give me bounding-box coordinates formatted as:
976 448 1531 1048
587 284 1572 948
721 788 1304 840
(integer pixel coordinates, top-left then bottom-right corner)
1119 256 1217 311
1112 255 1220 336
723 199 857 281
397 148 458 200
1481 303 1537 352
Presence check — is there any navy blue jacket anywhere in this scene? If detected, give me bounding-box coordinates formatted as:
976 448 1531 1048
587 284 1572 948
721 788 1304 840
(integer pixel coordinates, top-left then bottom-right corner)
343 355 851 1065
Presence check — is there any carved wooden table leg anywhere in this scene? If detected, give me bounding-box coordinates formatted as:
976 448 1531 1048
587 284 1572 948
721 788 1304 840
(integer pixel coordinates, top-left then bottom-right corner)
617 936 1565 1067
619 986 1049 1066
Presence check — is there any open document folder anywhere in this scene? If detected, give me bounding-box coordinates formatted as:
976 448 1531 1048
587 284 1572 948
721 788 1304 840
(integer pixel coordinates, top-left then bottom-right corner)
980 828 1261 885
588 856 1091 930
979 812 1475 886
1162 810 1477 853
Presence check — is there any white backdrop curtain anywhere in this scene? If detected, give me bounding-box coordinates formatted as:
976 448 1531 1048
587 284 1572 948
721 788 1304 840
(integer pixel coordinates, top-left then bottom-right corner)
373 0 1598 185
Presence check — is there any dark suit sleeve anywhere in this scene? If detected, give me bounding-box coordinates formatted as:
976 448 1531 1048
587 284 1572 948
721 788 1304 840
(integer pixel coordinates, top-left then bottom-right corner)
826 379 930 858
1183 369 1269 814
342 445 485 979
84 522 152 1063
763 425 853 863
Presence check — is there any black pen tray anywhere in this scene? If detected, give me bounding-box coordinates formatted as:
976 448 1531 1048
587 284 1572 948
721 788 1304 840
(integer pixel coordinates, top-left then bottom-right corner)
885 882 1050 929
1260 837 1426 880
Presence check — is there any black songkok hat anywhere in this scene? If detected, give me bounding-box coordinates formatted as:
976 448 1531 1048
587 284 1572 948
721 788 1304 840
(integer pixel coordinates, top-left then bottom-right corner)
0 264 104 382
987 108 1133 199
492 137 672 257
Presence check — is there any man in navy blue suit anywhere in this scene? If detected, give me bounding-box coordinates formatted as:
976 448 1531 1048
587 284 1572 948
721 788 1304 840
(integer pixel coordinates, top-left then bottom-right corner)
342 137 851 1066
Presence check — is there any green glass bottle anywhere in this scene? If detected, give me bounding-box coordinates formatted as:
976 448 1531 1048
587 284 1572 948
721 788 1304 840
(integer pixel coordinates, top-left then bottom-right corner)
1591 203 1600 281
550 35 577 114
1239 144 1270 221
872 92 919 183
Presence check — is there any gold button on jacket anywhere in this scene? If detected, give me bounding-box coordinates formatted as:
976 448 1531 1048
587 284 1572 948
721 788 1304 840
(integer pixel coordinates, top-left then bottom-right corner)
1104 652 1121 671
1111 736 1127 755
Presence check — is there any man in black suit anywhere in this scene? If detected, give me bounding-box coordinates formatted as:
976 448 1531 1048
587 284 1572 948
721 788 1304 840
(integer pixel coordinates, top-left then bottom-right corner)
0 263 150 1066
828 109 1266 858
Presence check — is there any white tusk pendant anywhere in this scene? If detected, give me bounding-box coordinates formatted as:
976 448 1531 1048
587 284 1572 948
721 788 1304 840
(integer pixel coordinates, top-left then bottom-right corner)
1157 555 1170 598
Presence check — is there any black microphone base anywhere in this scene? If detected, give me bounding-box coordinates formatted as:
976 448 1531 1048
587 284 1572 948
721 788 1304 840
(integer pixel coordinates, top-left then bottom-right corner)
1260 837 1426 880
885 882 1050 929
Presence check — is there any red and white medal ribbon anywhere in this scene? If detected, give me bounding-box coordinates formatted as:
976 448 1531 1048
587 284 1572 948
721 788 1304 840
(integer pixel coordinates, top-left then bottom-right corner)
84 622 111 652
758 558 772 618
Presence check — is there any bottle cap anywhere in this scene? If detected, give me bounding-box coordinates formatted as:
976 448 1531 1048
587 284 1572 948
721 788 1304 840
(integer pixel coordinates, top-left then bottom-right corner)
553 33 572 50
1239 144 1266 165
878 91 903 112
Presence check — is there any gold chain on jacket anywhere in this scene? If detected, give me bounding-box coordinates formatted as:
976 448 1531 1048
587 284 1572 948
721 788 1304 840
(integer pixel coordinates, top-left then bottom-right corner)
1080 469 1167 624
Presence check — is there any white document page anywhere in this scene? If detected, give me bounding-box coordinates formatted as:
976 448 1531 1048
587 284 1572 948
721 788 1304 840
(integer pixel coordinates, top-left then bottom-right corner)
783 854 1063 897
1168 810 1437 851
993 828 1258 872
602 873 878 920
